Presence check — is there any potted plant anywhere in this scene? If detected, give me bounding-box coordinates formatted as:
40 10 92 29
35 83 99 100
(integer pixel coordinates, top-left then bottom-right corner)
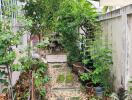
72 62 85 75
80 73 90 85
80 73 95 96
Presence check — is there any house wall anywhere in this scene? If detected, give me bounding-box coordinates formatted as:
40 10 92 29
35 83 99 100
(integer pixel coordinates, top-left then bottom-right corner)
99 4 132 90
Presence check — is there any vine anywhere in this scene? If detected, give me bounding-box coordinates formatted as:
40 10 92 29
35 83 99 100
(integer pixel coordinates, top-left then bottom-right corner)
56 0 98 63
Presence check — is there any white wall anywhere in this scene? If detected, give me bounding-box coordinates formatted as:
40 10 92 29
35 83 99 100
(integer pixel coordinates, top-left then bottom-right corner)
99 4 132 90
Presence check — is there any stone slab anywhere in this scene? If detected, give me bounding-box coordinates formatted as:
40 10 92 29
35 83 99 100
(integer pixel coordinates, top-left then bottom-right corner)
46 55 67 63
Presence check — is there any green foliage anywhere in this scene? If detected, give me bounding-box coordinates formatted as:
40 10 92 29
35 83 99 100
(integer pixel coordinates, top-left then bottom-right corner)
11 64 22 71
23 0 98 63
19 56 36 70
34 74 49 88
0 2 30 99
40 88 46 97
0 18 21 97
56 0 98 62
0 70 8 85
80 73 91 82
36 38 50 49
34 62 49 88
84 35 113 95
18 56 49 97
0 21 18 65
24 0 62 34
80 32 113 94
82 59 90 65
128 78 132 93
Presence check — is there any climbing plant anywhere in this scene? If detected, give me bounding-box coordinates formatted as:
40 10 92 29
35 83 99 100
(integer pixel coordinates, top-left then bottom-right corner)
56 0 98 62
81 33 113 95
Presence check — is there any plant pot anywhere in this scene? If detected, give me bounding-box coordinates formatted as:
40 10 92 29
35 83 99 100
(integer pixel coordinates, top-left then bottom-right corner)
72 62 85 75
94 86 104 97
85 82 94 95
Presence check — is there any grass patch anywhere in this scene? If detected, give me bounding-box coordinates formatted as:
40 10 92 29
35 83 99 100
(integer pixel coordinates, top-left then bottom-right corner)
52 64 62 68
66 73 73 83
70 97 80 100
57 74 65 83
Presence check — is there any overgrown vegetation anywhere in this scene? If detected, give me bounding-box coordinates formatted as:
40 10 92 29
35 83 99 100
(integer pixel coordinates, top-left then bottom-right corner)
0 1 24 99
0 21 17 99
0 0 118 99
0 0 49 99
23 0 98 62
23 0 113 98
90 36 113 95
13 57 49 99
56 0 97 62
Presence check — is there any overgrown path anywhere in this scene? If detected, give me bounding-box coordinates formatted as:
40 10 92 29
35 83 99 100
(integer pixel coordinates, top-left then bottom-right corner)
45 62 87 100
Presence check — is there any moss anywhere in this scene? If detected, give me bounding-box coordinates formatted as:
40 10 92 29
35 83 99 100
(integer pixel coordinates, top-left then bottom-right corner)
57 74 65 83
66 73 73 83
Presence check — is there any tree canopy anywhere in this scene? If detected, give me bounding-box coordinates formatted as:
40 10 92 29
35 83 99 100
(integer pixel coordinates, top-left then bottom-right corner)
23 0 98 62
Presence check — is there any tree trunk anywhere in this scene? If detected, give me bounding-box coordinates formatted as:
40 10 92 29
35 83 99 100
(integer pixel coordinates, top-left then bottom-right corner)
31 71 35 100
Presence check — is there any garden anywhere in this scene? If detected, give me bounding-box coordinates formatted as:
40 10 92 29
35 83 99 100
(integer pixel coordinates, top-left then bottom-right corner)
0 0 132 100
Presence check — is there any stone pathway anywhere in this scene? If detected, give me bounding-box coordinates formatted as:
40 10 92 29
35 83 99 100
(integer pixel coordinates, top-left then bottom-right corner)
46 63 88 100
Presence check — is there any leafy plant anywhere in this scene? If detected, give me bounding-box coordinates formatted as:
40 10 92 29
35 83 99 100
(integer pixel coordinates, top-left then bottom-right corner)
36 38 50 49
40 88 46 97
15 56 49 99
0 4 23 99
80 34 113 95
80 73 91 82
56 0 98 63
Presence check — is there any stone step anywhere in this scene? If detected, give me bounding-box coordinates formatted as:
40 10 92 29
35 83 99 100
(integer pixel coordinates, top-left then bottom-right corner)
52 87 81 91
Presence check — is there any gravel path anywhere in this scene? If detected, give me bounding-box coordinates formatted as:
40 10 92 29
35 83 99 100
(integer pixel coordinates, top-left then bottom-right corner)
45 63 88 100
